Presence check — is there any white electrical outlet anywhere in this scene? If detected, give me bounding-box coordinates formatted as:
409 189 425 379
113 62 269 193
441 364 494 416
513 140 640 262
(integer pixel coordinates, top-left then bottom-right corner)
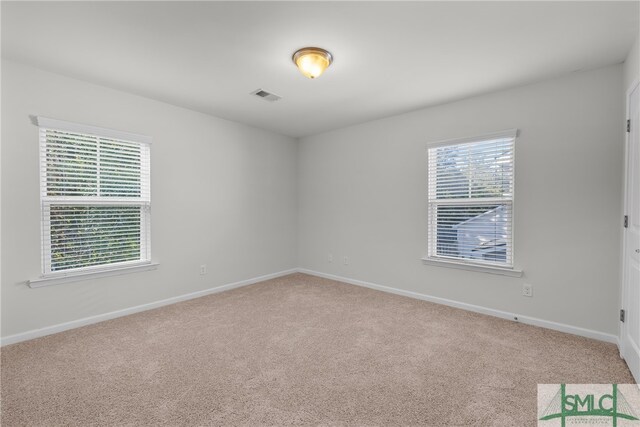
522 283 533 297
328 254 333 263
200 264 207 275
343 256 349 265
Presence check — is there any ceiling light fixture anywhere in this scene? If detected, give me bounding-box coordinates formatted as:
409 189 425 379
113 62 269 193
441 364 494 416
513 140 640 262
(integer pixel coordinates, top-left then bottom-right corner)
292 47 333 79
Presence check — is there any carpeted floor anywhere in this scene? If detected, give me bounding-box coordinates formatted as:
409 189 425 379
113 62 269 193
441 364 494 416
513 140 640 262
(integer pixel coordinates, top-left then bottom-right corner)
1 273 634 426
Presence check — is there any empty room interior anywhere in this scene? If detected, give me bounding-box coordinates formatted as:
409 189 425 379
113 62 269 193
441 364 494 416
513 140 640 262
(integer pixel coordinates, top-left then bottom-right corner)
2 1 640 425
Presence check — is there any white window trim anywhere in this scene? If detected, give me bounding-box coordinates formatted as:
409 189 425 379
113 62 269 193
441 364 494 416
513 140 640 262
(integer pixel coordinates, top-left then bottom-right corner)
36 117 152 145
421 257 523 277
33 117 155 286
28 262 159 288
424 129 521 275
426 129 517 149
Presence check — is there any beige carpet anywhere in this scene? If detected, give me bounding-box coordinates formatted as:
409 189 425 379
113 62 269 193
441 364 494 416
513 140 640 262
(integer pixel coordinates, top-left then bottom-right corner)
1 273 634 426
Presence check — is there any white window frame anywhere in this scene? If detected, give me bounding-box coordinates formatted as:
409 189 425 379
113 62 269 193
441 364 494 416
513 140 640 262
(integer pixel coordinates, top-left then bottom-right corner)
422 129 522 277
29 117 156 288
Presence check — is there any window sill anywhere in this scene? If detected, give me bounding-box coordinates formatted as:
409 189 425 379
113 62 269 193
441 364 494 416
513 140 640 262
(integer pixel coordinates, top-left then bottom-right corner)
421 257 523 277
28 262 159 288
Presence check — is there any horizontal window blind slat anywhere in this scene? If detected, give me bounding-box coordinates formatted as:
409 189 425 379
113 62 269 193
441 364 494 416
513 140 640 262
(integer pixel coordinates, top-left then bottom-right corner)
42 135 97 144
46 225 142 233
49 245 142 257
48 244 141 255
49 246 141 259
45 161 97 169
46 228 142 237
97 157 141 167
45 173 100 180
49 242 142 254
47 209 141 219
50 251 142 263
428 199 512 205
49 241 142 252
46 231 142 240
46 219 141 226
46 222 141 229
43 139 98 147
43 200 149 207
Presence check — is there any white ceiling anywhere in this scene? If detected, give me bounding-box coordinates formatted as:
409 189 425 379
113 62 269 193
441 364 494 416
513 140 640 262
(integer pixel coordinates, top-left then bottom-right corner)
2 1 638 138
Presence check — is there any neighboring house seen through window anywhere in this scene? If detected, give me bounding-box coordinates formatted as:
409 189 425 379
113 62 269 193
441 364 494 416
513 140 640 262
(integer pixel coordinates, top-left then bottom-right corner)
37 117 151 277
427 130 516 268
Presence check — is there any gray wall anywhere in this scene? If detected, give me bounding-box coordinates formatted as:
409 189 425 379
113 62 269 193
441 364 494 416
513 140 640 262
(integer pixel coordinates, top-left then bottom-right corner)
624 35 639 92
1 59 629 340
298 64 624 335
1 60 298 338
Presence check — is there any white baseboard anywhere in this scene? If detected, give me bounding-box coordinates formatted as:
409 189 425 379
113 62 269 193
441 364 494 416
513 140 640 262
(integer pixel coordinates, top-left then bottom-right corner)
297 268 619 345
1 268 298 346
2 267 619 347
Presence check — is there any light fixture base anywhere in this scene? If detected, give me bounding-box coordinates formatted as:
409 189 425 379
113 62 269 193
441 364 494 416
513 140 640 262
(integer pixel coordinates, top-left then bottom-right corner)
292 47 333 79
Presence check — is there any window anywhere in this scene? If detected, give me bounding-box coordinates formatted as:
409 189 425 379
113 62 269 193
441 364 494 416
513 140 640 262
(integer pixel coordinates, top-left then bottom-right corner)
38 117 151 277
427 130 516 268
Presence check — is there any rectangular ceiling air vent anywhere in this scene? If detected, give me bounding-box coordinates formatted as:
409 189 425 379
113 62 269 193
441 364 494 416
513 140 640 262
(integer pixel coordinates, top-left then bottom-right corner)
251 88 281 102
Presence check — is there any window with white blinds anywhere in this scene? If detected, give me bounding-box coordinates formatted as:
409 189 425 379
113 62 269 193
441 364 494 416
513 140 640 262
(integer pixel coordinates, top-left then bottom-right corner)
38 117 151 276
427 130 516 267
